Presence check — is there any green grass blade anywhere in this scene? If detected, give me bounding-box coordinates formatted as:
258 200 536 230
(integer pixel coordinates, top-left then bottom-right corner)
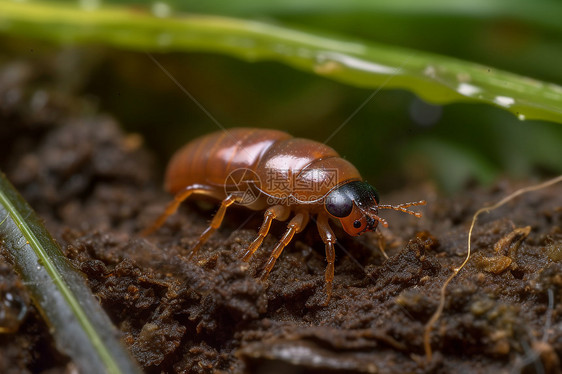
0 1 561 123
169 0 562 32
0 172 141 374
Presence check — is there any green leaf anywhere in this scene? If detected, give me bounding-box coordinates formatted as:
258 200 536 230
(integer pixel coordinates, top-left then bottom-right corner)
0 1 561 124
0 172 140 374
164 0 562 33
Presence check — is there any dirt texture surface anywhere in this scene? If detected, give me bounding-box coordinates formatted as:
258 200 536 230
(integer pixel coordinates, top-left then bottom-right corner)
1 59 562 374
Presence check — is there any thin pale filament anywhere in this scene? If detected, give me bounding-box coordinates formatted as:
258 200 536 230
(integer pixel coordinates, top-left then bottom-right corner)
423 175 562 362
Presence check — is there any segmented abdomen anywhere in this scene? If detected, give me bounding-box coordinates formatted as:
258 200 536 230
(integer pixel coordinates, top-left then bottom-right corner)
165 128 291 193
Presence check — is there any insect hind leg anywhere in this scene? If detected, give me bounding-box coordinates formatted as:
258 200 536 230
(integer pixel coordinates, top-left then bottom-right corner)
188 194 240 260
141 184 214 236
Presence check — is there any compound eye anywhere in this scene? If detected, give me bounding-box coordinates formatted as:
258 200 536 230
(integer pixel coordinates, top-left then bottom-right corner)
325 190 353 217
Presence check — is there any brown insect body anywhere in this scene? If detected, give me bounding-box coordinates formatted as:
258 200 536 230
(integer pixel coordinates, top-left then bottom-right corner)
166 128 360 210
144 128 425 303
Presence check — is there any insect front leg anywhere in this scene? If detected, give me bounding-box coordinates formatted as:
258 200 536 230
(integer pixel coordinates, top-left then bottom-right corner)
242 204 290 262
188 194 240 260
316 213 337 304
260 211 309 280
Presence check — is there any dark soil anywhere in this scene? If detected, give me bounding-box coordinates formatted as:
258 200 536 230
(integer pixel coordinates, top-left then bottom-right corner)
1 59 562 374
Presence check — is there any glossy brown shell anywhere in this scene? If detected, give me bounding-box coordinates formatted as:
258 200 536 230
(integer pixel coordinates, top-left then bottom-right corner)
165 128 362 210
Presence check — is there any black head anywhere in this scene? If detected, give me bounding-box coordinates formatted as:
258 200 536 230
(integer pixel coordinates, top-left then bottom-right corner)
324 181 383 236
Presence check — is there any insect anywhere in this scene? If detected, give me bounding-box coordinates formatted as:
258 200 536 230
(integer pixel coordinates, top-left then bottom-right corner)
143 128 425 301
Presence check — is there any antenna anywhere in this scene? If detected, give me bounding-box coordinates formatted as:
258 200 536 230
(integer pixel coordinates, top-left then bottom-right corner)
377 200 426 218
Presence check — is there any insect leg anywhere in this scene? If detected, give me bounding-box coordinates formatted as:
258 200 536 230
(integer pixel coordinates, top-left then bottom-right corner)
316 213 336 304
260 211 309 280
141 184 213 236
242 205 290 262
188 194 239 260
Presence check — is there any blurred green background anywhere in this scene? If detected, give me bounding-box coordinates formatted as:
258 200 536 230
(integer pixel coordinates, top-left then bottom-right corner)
1 0 562 193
